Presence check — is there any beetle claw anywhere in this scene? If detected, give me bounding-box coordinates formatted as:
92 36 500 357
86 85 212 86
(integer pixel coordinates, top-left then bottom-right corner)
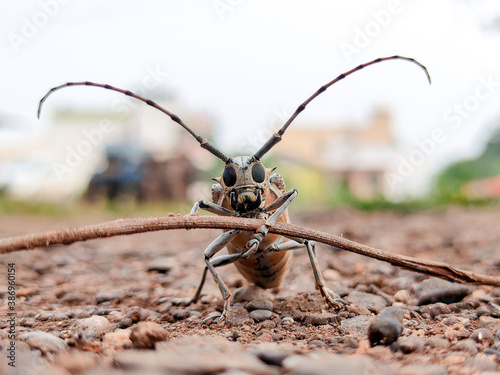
321 286 349 310
242 240 259 259
201 312 223 324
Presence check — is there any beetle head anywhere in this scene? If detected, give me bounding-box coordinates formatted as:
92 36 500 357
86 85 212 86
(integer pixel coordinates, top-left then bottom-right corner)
216 156 272 213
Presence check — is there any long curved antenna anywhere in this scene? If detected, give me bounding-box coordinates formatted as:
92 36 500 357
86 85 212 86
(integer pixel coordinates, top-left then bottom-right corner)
38 82 230 163
254 55 431 160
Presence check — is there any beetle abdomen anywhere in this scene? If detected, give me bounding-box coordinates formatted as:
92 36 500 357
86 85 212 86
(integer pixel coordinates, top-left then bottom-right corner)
228 242 292 288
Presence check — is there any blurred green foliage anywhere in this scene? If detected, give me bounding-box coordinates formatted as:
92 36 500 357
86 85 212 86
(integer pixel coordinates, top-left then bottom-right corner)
434 128 500 203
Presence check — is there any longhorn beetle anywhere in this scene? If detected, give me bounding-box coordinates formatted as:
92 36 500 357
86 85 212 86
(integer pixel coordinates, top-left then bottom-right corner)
38 56 431 323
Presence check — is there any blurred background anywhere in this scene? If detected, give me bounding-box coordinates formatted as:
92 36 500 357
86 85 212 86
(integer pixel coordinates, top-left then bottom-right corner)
1 0 500 214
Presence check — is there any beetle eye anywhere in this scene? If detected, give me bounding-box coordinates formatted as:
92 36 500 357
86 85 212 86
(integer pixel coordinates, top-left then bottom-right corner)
222 167 237 186
251 163 266 183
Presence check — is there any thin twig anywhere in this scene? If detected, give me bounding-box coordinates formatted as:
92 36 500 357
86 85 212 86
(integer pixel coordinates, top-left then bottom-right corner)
1 214 499 286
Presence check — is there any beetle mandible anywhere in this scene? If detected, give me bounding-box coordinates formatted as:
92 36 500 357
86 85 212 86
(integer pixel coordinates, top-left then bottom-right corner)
38 55 431 323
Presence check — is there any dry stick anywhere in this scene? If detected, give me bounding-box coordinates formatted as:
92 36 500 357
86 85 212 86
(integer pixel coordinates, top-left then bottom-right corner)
1 214 499 286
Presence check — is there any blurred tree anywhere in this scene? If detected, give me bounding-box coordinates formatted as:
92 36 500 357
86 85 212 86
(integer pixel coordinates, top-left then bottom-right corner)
435 127 500 200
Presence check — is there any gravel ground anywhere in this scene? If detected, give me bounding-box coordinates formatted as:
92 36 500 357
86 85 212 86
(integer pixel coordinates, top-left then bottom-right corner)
1 207 500 374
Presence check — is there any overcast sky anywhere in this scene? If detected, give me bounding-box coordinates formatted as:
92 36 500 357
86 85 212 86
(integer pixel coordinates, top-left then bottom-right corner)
2 0 500 195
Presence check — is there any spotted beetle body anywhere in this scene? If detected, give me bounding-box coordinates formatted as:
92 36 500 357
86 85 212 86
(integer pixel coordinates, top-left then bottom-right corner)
213 156 292 288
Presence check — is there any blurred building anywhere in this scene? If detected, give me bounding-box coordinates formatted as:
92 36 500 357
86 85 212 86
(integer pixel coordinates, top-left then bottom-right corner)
0 93 216 202
272 109 395 199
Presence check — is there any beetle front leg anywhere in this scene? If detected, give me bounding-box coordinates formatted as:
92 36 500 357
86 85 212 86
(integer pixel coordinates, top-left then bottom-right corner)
243 189 298 259
190 200 237 216
160 230 240 324
198 229 241 324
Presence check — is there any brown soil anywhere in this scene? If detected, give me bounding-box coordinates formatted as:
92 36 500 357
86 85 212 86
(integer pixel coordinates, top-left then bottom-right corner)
1 207 500 374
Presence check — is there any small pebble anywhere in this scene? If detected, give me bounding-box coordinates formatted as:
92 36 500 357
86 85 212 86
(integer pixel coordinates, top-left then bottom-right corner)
398 335 424 353
126 306 143 323
453 339 478 354
368 306 404 346
246 299 273 312
428 303 452 319
488 301 500 317
103 329 133 351
249 309 273 322
95 289 125 303
340 315 373 336
393 289 410 304
54 350 96 373
60 292 89 304
74 315 112 338
304 313 340 326
281 316 294 326
440 316 458 326
147 257 176 273
74 307 96 319
346 290 387 313
425 336 450 349
470 328 495 346
118 317 133 328
76 330 99 348
171 309 191 320
254 350 291 367
20 331 68 355
343 336 359 348
479 316 500 332
259 320 277 330
233 285 274 303
415 278 470 305
130 321 169 349
226 305 252 326
308 339 328 348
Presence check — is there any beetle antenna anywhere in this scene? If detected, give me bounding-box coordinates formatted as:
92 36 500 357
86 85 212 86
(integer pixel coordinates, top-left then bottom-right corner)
254 55 431 160
37 81 230 163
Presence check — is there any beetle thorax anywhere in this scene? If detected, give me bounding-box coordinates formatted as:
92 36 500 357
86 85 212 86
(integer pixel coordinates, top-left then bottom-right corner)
219 156 270 214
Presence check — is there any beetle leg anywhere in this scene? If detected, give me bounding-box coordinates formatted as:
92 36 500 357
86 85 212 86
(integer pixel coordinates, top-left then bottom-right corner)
202 255 233 324
190 200 237 216
190 253 241 305
260 189 297 215
159 253 241 308
305 240 348 309
243 189 298 259
196 229 241 324
159 230 240 321
266 239 348 310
